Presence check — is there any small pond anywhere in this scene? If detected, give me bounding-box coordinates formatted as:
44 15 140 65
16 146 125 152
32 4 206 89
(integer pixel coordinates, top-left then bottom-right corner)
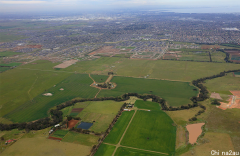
77 122 93 130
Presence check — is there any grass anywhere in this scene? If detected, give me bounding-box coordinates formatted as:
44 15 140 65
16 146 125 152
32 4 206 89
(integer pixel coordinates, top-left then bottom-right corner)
1 136 92 156
0 60 71 118
4 73 99 122
114 147 167 156
0 51 21 57
51 130 69 138
98 76 198 106
0 32 26 42
121 110 176 155
94 144 116 156
77 101 124 132
62 131 98 146
181 132 235 156
91 74 109 83
0 63 22 67
0 67 10 72
134 100 161 110
205 73 240 95
104 111 134 144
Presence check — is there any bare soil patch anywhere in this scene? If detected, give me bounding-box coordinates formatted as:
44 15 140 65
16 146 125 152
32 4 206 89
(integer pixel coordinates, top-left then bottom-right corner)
186 123 205 144
12 45 42 51
48 136 62 141
54 59 78 68
210 93 222 100
71 108 84 113
68 120 79 129
217 91 240 110
201 45 220 49
89 46 119 55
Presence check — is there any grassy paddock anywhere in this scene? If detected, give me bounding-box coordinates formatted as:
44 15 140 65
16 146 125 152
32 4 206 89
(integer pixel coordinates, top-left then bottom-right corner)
94 144 116 156
114 147 167 156
104 111 134 144
121 110 176 155
51 130 69 138
62 131 98 146
98 76 198 106
135 100 161 110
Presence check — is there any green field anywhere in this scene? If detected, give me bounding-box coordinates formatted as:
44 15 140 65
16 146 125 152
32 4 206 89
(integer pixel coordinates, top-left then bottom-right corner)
51 129 69 138
211 51 226 62
104 111 134 144
117 46 135 49
98 76 198 106
114 147 167 156
0 62 22 67
135 100 161 111
205 73 240 96
94 144 116 156
121 110 176 155
4 74 99 122
91 74 108 83
62 131 98 146
0 67 10 72
77 100 124 132
178 51 210 62
0 51 21 57
0 32 26 42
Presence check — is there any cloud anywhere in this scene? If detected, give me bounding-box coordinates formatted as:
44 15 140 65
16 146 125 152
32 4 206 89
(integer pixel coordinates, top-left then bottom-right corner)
0 0 46 4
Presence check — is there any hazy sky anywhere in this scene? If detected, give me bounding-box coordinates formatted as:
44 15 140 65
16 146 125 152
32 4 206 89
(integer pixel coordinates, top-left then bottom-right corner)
0 0 240 13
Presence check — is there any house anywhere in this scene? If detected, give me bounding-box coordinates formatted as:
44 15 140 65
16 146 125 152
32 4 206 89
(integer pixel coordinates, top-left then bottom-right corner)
49 129 53 134
54 124 60 127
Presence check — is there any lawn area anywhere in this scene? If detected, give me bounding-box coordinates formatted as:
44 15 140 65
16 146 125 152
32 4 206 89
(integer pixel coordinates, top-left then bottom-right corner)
0 61 71 118
91 74 108 83
4 73 99 122
94 144 116 156
51 130 69 138
135 100 161 111
104 111 134 144
98 76 198 106
205 73 240 95
77 100 124 132
62 131 98 146
121 110 176 155
1 137 92 156
114 147 167 156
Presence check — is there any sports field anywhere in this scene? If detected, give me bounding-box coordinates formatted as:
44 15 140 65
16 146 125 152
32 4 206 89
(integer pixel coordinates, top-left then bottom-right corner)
104 111 134 144
94 144 116 156
4 74 99 122
121 110 176 155
77 100 124 132
62 131 99 146
134 100 161 110
98 76 198 106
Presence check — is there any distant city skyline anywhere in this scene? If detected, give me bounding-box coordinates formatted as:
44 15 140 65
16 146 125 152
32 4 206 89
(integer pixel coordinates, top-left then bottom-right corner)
0 0 240 13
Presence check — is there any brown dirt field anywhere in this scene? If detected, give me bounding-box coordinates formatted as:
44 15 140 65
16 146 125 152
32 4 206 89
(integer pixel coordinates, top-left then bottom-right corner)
88 46 119 55
163 53 178 59
186 123 205 144
71 108 84 113
12 45 42 51
201 45 220 49
210 93 222 100
68 120 79 129
54 59 78 68
48 136 62 141
218 91 240 110
230 90 240 97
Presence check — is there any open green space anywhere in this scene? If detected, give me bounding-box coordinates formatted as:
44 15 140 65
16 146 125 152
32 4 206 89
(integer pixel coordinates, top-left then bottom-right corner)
205 73 240 95
114 147 167 156
211 51 226 62
4 73 99 122
121 110 176 155
62 131 98 146
0 62 22 67
0 60 71 118
77 100 124 132
95 144 116 156
104 111 134 144
91 74 108 83
117 46 135 49
98 76 198 106
0 51 21 57
135 100 161 111
0 67 10 72
51 129 69 138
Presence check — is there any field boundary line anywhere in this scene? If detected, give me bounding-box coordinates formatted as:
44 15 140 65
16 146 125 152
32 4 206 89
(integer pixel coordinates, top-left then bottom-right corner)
28 73 38 100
